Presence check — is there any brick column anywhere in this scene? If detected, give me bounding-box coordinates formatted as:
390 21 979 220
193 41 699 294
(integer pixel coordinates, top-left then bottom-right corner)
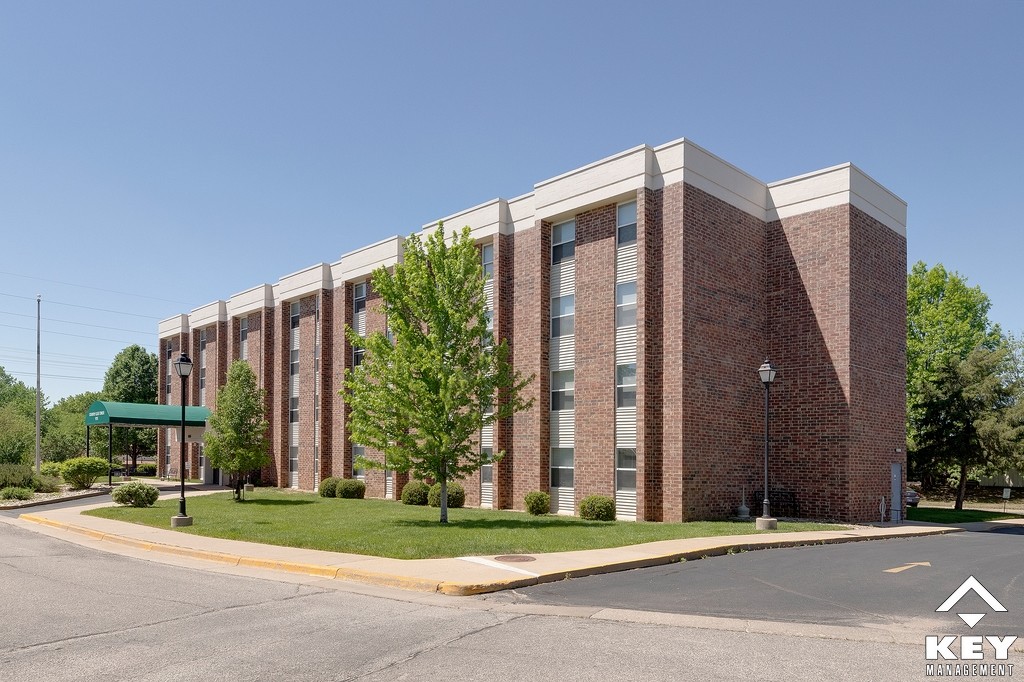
493 231 515 509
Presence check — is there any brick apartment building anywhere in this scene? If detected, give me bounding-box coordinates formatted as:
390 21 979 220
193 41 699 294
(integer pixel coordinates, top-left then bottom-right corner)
157 137 907 523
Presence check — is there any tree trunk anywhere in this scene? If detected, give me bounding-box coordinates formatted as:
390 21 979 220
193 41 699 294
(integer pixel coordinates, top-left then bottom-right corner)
439 460 448 524
955 462 968 510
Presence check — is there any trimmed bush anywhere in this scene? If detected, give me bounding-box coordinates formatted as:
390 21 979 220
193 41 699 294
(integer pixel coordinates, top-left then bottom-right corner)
401 480 430 506
40 461 63 479
336 479 366 499
0 486 34 501
428 481 465 509
0 463 33 489
32 475 61 493
134 463 157 476
111 481 160 507
524 490 550 516
579 495 616 521
60 457 111 490
319 477 341 498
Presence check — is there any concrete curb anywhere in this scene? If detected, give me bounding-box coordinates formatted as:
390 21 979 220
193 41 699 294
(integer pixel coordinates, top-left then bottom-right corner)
18 513 965 596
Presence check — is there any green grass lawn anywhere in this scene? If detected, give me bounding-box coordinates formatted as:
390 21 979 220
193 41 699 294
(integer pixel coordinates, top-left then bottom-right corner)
906 507 1020 524
85 489 844 560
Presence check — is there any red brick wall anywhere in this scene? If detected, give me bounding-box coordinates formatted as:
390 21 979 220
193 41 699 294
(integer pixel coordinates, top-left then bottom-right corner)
677 183 767 521
271 302 290 486
768 205 853 520
318 289 334 485
331 283 352 478
493 232 515 509
848 206 907 519
362 282 388 498
510 220 550 509
297 295 319 490
574 204 617 502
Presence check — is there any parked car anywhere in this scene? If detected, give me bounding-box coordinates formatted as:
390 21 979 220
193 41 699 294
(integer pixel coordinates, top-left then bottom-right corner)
905 489 921 507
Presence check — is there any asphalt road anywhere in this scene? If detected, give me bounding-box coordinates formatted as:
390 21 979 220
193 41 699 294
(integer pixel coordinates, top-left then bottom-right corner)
487 530 1024 636
1 520 930 681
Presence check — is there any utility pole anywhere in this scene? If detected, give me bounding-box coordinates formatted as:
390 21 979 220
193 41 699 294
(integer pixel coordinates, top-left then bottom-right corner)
35 294 41 474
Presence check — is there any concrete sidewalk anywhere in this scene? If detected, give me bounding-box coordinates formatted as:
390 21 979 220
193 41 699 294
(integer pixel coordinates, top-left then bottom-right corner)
7 490 983 596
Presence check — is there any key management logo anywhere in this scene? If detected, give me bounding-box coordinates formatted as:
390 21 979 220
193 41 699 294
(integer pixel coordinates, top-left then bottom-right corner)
925 576 1016 677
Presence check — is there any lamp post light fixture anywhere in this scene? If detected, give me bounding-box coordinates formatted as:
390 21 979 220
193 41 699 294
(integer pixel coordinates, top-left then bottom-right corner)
171 352 193 528
756 359 778 531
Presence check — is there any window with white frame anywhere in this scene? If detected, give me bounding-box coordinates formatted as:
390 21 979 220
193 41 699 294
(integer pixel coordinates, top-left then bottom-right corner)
616 448 637 491
617 201 637 246
551 369 575 411
616 363 636 408
616 282 637 329
239 317 248 360
198 329 207 406
552 220 575 264
482 243 494 279
353 283 366 366
480 446 493 484
550 448 574 487
550 295 575 337
352 443 365 479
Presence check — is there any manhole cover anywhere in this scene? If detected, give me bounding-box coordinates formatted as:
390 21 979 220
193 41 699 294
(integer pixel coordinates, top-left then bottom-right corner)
494 555 536 563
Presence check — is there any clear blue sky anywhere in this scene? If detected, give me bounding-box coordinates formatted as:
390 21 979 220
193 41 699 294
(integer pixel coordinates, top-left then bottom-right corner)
2 1 1022 403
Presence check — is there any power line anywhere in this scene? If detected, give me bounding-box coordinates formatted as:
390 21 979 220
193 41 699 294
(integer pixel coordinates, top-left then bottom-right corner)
0 309 152 335
0 270 189 305
0 344 121 362
6 370 102 381
0 292 164 320
0 321 155 347
0 356 110 370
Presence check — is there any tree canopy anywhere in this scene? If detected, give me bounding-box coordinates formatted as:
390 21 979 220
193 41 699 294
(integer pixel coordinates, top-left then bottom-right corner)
204 361 270 500
103 344 159 470
910 346 1024 508
344 225 533 523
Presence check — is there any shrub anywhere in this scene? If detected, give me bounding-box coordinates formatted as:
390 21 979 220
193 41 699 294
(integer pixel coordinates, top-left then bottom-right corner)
428 481 465 508
0 463 33 489
111 481 160 507
60 457 111 490
524 490 551 516
579 495 616 521
401 480 430 505
134 463 157 476
336 479 366 499
40 461 63 479
32 475 61 493
0 486 34 501
319 477 341 498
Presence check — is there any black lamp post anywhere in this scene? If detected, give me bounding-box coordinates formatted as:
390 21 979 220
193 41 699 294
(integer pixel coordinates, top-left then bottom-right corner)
172 352 193 527
757 359 777 530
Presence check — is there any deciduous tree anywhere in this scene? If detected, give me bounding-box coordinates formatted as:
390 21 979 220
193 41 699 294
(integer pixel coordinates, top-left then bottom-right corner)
344 225 533 523
103 345 158 472
203 361 270 501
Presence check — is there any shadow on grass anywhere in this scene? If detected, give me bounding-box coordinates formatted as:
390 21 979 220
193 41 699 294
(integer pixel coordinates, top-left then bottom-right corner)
241 498 317 507
392 517 610 530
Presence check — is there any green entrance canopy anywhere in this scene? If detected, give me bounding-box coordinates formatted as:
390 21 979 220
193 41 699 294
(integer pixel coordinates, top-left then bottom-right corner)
84 401 211 428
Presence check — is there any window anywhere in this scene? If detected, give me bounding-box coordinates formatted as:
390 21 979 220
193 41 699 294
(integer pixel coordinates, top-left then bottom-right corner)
550 294 575 337
165 347 172 397
199 329 207 405
481 446 493 484
550 448 574 488
616 448 637 491
616 363 636 408
239 317 248 361
481 243 494 279
353 283 367 366
290 349 299 376
616 282 637 328
617 201 637 246
551 370 575 411
552 220 575 264
352 444 365 479
290 301 300 329
289 396 299 423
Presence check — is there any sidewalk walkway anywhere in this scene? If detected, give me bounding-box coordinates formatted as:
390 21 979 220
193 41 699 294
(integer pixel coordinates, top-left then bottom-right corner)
7 490 984 596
